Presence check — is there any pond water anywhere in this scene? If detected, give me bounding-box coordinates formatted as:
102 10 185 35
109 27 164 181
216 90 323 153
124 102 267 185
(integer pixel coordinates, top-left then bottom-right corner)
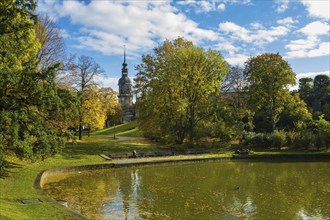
44 160 330 220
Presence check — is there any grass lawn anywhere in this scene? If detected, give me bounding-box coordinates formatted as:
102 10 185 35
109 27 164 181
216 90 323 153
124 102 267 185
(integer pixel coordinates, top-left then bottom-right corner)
0 121 329 219
91 121 142 137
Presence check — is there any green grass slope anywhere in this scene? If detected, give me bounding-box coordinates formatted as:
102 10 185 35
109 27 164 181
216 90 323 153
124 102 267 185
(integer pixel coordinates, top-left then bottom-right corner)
92 121 142 137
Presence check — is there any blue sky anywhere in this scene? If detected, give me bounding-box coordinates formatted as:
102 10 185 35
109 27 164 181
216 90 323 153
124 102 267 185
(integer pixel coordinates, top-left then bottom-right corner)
37 0 330 91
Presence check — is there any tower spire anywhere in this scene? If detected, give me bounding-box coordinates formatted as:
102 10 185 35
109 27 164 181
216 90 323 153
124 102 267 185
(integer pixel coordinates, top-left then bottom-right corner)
122 45 128 76
123 45 126 64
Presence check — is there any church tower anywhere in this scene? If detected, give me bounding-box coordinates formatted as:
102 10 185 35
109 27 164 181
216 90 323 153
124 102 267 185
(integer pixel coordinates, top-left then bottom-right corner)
118 47 134 122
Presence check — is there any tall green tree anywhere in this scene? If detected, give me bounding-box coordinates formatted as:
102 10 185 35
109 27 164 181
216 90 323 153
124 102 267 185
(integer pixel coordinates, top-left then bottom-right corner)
244 53 296 132
313 74 330 114
0 0 69 162
298 75 330 120
135 38 228 144
298 77 314 108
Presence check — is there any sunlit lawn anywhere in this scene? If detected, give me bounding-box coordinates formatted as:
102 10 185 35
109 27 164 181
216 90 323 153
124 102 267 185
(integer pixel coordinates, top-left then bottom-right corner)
91 121 142 137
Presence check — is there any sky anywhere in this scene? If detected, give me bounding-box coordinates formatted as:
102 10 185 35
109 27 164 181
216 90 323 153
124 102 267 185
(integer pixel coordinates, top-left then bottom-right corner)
37 0 330 91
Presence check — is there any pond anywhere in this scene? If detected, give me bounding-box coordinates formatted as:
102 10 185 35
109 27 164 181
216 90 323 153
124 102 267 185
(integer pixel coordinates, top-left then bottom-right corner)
43 160 330 220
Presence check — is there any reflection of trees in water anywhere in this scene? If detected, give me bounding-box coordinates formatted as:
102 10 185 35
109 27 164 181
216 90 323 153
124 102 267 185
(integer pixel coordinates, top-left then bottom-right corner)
44 162 330 219
44 170 118 220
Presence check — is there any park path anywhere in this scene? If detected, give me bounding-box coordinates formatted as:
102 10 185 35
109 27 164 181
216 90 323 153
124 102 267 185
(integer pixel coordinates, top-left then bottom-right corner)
114 136 149 141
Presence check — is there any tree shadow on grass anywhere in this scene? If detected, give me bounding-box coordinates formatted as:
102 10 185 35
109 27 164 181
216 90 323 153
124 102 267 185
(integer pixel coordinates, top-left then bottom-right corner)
0 162 23 179
61 136 165 160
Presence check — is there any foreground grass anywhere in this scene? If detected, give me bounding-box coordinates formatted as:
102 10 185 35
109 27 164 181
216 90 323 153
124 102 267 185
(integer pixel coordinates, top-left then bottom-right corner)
1 122 329 220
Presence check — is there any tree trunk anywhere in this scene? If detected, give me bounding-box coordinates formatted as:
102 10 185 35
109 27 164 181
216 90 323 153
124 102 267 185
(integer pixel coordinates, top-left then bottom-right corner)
270 98 276 133
79 122 82 140
78 91 84 140
176 129 185 144
188 106 195 142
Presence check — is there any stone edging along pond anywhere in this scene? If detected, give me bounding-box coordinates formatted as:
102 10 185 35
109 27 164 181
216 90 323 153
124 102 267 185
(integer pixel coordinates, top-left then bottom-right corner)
34 153 330 219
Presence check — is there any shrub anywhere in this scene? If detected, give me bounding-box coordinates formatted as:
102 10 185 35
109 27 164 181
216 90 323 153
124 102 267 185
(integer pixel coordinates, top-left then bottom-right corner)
314 116 330 148
242 132 272 148
294 130 315 149
286 131 299 148
243 131 288 149
270 130 286 149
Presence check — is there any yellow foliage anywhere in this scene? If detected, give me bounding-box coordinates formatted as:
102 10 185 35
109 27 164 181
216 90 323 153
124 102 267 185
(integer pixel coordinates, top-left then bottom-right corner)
82 90 107 129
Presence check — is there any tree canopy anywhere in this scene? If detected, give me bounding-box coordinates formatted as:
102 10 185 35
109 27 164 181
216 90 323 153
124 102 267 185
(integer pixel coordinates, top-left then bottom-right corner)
0 0 70 161
244 53 297 132
135 37 229 143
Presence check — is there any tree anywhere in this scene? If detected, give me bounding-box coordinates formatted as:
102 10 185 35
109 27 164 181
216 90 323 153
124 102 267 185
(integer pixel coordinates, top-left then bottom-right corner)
222 65 247 92
221 65 252 131
244 53 296 133
99 87 119 123
298 75 330 120
298 77 314 108
313 74 330 113
82 88 106 131
277 93 312 130
135 38 228 144
35 14 65 69
66 55 104 140
0 0 70 163
107 104 122 139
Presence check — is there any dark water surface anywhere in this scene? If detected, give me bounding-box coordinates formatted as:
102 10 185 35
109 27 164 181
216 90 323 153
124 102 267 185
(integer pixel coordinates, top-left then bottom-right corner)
44 160 330 219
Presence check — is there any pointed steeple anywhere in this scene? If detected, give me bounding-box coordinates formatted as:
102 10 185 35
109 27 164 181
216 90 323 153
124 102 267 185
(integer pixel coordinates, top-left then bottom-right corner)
122 45 128 76
123 45 126 64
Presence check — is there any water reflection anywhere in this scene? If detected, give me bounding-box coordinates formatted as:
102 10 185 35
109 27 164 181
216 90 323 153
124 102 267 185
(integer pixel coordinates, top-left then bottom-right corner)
43 161 330 219
102 170 141 219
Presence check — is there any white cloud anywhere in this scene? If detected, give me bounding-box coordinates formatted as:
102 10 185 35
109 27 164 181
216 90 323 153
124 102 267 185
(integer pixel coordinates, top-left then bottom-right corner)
300 0 330 20
297 70 330 80
95 75 119 92
222 0 251 4
218 3 226 11
277 17 298 27
177 0 217 13
286 42 330 58
285 38 318 51
250 22 264 30
38 0 220 58
275 0 290 13
225 54 250 66
219 21 290 46
177 0 250 13
212 40 239 55
285 21 330 59
298 21 330 37
59 29 69 39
